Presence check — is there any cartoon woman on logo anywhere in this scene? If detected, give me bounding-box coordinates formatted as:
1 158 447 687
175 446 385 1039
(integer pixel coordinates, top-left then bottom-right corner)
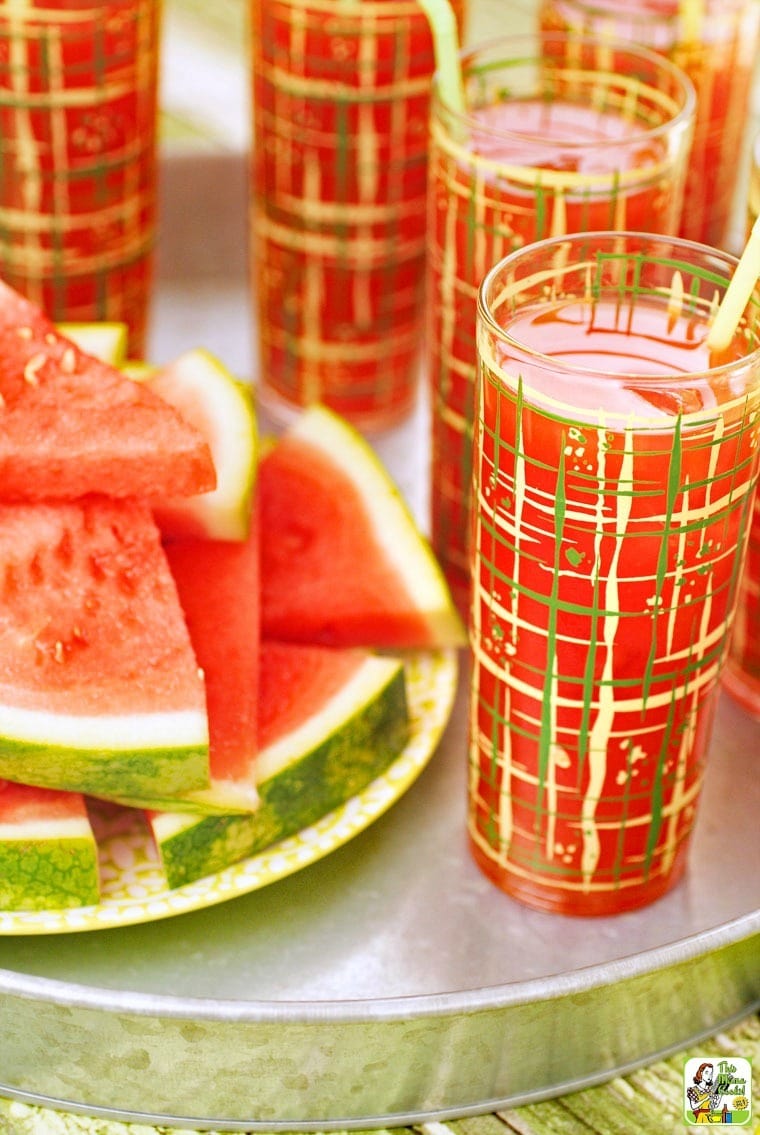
687 1062 723 1123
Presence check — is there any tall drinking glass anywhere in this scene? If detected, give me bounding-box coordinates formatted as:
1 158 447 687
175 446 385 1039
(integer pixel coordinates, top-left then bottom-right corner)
539 0 760 250
427 33 696 616
469 231 760 916
723 132 760 717
250 0 466 431
0 0 162 357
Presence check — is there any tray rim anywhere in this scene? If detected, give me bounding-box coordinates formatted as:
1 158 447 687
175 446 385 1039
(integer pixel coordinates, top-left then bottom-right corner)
1 905 756 1022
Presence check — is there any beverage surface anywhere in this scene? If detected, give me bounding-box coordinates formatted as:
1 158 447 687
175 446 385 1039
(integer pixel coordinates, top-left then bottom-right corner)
470 99 664 175
495 295 750 417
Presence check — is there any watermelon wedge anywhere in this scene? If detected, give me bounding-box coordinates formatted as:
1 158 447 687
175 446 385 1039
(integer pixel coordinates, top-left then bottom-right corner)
259 406 466 649
0 497 210 802
147 349 258 542
151 507 261 814
149 642 409 889
0 780 99 910
0 280 215 502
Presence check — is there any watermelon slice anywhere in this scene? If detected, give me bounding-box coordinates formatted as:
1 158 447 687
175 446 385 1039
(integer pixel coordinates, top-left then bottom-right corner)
149 641 409 889
0 780 99 910
151 508 261 814
259 406 466 649
146 349 258 542
0 497 210 802
0 280 216 502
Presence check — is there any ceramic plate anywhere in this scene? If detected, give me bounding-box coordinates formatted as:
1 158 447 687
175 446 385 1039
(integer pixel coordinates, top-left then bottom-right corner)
0 650 458 936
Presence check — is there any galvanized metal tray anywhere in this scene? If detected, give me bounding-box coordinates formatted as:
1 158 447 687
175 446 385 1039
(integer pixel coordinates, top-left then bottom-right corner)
0 155 757 1132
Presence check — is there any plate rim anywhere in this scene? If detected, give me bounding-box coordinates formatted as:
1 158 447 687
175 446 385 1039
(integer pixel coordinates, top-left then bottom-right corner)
0 649 460 937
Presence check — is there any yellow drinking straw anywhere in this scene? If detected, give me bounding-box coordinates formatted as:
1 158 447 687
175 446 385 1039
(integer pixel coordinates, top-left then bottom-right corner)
679 0 706 44
416 0 466 115
706 214 760 353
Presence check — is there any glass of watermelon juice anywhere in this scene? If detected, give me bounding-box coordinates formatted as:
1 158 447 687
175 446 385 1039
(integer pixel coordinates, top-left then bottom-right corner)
468 231 760 916
427 33 696 618
249 0 467 431
723 132 760 718
0 0 161 357
538 0 760 251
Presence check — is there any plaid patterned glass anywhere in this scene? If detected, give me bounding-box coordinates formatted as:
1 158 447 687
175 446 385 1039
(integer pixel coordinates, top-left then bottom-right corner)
724 130 760 718
469 231 760 915
539 0 760 250
0 0 162 356
250 0 466 431
426 33 695 617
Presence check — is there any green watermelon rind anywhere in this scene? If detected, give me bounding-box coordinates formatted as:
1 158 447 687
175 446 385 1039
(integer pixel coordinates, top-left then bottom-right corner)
150 656 410 889
0 820 99 911
0 707 209 801
104 777 258 816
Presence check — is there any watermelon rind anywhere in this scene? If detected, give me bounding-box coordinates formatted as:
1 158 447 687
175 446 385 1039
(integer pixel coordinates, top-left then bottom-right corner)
147 348 258 541
121 360 156 381
0 815 99 911
263 405 467 648
149 652 410 889
103 774 258 816
56 321 129 366
0 709 210 802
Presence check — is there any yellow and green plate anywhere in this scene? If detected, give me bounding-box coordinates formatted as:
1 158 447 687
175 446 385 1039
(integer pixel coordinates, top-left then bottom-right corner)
0 650 459 935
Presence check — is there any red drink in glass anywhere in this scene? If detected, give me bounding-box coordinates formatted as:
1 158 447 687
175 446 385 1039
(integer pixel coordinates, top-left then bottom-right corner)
427 34 695 616
250 0 466 430
539 0 760 250
723 132 760 717
0 0 162 357
469 232 760 916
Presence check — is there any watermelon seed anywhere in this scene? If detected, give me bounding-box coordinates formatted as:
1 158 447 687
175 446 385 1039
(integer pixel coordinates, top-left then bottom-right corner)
3 564 17 598
29 553 44 585
55 529 74 566
16 326 32 340
23 353 47 386
61 347 77 374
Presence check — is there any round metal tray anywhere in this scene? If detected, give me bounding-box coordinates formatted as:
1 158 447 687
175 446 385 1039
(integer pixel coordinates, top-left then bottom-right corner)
0 672 757 1131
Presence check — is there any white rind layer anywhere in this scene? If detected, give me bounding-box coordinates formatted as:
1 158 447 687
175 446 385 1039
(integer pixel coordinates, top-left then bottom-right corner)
255 654 402 784
0 705 208 749
0 817 93 840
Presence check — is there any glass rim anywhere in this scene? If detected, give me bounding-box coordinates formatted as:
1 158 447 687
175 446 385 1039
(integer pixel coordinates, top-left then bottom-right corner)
539 0 750 20
432 31 697 152
477 230 760 385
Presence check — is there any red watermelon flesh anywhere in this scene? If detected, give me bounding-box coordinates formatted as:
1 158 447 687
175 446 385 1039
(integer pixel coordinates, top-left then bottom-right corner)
163 497 260 807
0 778 90 825
0 497 203 716
0 279 216 502
259 433 438 648
258 641 370 750
0 495 211 804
